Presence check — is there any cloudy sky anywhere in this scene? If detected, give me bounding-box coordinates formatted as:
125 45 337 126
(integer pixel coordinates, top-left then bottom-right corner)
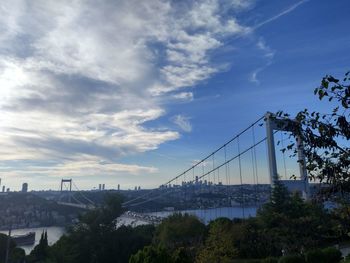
0 0 349 191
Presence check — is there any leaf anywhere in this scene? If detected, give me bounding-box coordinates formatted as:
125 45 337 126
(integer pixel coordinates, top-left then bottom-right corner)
327 76 339 83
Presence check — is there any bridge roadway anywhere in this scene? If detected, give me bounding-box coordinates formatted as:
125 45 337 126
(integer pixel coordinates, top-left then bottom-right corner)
57 202 95 210
57 202 162 225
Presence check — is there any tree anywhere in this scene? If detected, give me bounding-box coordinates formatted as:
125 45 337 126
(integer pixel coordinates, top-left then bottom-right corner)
196 218 238 263
129 245 172 263
275 71 349 194
154 213 206 261
0 233 16 262
257 183 336 255
43 193 126 263
28 231 49 262
155 213 206 250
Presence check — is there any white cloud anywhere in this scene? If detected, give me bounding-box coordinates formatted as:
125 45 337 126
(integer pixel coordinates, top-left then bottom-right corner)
256 38 275 59
249 38 275 84
172 92 194 101
172 115 192 133
0 0 252 183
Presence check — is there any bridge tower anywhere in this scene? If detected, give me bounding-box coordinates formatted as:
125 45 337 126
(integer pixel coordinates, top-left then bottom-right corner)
265 112 310 199
60 179 72 203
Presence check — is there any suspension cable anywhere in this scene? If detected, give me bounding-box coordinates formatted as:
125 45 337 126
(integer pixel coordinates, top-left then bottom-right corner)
237 136 245 218
124 136 269 208
123 116 266 206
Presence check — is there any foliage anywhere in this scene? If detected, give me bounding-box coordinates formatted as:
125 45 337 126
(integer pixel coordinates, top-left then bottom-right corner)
304 249 324 263
321 247 342 263
28 193 155 263
196 218 238 263
331 202 350 239
261 257 279 263
0 233 16 262
10 247 26 263
276 71 349 193
278 254 305 263
129 245 172 263
155 213 206 249
27 231 49 262
172 247 192 263
232 182 337 258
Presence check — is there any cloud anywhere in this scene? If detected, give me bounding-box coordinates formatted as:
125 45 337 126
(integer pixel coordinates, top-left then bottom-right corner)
172 115 192 133
249 38 275 84
172 92 194 101
0 157 157 178
0 0 252 183
256 38 275 59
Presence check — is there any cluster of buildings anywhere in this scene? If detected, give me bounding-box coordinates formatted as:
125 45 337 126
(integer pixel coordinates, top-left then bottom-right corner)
126 181 271 212
0 178 29 193
0 193 80 231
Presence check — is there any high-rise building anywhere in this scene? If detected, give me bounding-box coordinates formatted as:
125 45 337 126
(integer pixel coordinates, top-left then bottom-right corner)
2 186 4 192
102 184 105 190
117 184 120 191
98 184 102 191
22 183 28 192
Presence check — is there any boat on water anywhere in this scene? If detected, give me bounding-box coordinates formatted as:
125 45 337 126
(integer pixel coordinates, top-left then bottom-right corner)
12 232 36 246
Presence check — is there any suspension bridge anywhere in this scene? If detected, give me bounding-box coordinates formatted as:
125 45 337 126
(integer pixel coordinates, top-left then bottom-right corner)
122 112 310 218
57 112 310 222
57 179 96 210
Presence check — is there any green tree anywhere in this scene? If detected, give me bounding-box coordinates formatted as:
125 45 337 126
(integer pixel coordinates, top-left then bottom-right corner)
275 71 349 193
151 213 206 262
10 247 26 263
258 183 335 255
234 183 336 258
155 213 206 258
44 193 126 263
129 245 172 263
0 233 16 263
196 218 238 263
28 231 49 262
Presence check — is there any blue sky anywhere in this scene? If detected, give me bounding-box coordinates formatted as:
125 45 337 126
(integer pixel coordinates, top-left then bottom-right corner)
0 0 349 191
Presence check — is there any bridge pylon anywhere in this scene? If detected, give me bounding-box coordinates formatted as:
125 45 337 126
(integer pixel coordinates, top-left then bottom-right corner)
60 179 72 203
265 112 310 199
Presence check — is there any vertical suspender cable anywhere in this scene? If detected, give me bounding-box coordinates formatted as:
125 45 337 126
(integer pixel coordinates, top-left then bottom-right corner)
237 136 245 219
201 162 205 221
251 148 258 207
252 125 258 207
224 146 229 218
281 131 288 180
212 154 217 219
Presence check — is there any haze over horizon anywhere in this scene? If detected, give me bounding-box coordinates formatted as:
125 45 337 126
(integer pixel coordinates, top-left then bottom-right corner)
0 0 349 191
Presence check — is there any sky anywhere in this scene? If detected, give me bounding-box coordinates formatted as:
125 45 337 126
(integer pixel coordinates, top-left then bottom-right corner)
0 0 349 191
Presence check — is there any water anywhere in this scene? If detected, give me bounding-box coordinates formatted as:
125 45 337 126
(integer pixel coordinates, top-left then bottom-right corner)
0 226 66 255
147 206 257 224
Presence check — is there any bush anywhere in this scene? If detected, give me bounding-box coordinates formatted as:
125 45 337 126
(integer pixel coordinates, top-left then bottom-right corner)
278 255 305 263
305 249 324 263
261 257 278 263
322 247 342 263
